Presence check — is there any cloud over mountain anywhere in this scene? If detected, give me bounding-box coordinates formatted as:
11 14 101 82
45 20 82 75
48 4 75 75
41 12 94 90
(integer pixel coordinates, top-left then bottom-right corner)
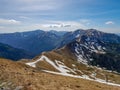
105 21 114 25
0 18 21 25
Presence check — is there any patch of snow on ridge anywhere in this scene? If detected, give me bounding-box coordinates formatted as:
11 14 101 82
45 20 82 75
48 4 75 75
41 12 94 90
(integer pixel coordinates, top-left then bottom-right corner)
55 60 76 74
77 55 88 65
26 55 47 67
26 55 76 74
76 34 80 38
43 70 120 87
75 47 79 54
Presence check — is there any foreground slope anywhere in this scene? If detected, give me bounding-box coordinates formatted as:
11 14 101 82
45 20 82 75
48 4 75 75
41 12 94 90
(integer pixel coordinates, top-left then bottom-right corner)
26 49 120 86
0 58 120 90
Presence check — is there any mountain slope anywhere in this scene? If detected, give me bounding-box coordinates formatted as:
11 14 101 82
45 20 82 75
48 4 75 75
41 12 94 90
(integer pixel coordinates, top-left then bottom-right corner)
51 29 120 73
0 43 34 60
0 58 120 90
66 33 120 73
59 29 120 48
25 29 120 86
0 29 120 56
25 49 120 86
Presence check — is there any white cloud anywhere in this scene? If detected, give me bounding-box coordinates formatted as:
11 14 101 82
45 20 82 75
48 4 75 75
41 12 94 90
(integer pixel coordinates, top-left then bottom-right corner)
42 24 62 28
20 5 56 11
0 20 88 33
79 19 91 25
28 21 86 31
0 18 21 25
79 19 90 23
44 21 85 27
42 24 71 28
105 21 114 25
16 0 64 12
0 0 65 15
19 16 30 19
0 26 4 28
0 26 5 29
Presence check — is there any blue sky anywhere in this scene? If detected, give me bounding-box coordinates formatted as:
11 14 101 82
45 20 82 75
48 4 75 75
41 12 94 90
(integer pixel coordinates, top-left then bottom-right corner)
0 0 120 33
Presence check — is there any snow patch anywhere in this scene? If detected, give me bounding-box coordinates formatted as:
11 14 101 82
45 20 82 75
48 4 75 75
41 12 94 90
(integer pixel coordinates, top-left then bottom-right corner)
77 54 88 65
72 64 76 67
26 55 51 67
26 55 76 74
76 34 80 38
55 60 76 74
43 70 120 87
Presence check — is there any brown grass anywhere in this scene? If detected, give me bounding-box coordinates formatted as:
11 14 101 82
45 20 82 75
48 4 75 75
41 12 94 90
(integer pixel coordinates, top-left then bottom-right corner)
32 50 120 85
0 58 120 90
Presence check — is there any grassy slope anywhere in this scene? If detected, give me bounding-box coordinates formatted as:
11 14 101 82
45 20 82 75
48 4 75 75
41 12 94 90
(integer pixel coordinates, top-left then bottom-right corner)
0 58 120 90
30 47 120 85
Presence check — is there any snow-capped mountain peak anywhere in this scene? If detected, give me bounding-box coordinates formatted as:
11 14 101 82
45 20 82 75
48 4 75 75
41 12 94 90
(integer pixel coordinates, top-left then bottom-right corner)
68 35 106 64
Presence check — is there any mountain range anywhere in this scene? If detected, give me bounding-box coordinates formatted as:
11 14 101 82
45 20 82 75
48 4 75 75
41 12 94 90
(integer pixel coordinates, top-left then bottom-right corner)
1 29 120 72
0 30 67 55
0 29 120 56
1 29 120 89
